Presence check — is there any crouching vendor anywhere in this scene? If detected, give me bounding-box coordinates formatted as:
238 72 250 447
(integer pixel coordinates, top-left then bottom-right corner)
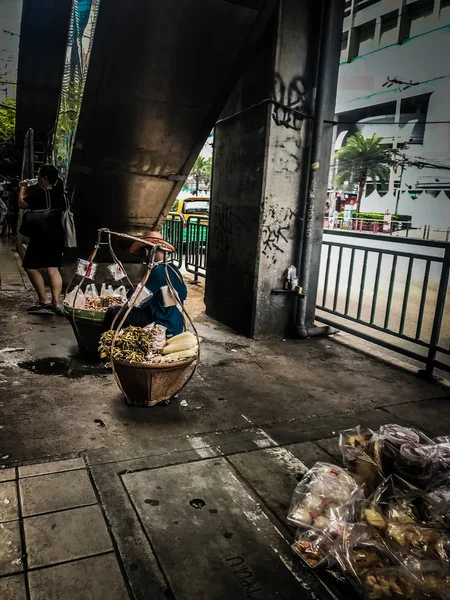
104 231 187 336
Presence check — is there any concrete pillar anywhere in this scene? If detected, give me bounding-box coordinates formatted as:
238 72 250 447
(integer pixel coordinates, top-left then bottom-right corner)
206 0 343 337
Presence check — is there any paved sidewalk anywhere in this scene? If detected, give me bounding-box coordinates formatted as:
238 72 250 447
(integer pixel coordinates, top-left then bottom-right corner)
1 236 450 598
0 240 30 292
0 458 129 600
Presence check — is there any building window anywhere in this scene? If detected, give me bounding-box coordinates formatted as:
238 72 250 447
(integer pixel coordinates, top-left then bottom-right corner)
344 0 352 18
341 30 349 61
352 19 377 58
355 0 382 13
399 0 435 42
380 10 399 47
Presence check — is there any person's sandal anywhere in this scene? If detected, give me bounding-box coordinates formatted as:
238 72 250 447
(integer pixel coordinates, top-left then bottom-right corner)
51 304 64 316
26 302 52 313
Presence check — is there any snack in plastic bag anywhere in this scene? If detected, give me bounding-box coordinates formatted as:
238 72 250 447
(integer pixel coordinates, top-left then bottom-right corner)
386 522 442 559
333 524 399 583
394 444 438 490
76 258 98 279
374 425 432 478
288 463 362 529
421 487 450 529
144 324 167 351
107 262 126 281
340 426 381 492
363 567 417 600
292 528 334 568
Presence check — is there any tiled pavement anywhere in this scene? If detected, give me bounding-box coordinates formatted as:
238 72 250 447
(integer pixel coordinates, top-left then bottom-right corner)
0 458 129 600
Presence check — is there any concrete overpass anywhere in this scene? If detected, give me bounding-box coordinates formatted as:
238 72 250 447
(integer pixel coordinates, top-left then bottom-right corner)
16 0 345 337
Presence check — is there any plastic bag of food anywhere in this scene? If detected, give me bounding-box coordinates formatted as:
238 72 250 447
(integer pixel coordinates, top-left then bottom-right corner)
291 528 334 569
405 560 450 600
421 487 450 529
76 258 98 279
144 323 167 351
362 567 419 600
107 262 126 281
129 283 153 308
385 521 444 560
339 426 381 492
333 523 399 584
374 424 433 479
288 463 363 530
64 285 85 309
394 443 439 490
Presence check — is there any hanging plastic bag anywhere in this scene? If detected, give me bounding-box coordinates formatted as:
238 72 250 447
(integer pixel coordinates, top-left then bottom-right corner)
100 283 108 297
76 258 98 280
107 262 126 281
130 283 153 308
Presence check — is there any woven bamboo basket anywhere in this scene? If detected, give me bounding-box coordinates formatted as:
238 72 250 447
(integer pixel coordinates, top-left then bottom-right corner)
113 355 196 406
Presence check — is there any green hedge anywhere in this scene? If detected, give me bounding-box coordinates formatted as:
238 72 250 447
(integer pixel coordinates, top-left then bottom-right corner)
337 212 411 222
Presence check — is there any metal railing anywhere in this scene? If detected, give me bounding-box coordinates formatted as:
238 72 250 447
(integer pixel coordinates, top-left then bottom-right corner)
316 230 450 377
162 213 209 280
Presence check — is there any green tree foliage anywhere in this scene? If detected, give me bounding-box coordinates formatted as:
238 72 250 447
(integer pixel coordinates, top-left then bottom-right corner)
333 133 392 210
190 156 212 195
0 98 16 158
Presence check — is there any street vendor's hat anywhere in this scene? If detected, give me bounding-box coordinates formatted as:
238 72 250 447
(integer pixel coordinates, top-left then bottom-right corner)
129 231 176 257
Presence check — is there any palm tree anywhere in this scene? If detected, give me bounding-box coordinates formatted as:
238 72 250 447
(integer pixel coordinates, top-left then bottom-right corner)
333 133 392 211
190 156 212 195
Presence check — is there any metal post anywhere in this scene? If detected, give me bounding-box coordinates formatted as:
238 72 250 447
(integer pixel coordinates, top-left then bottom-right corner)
394 161 405 216
294 0 345 338
421 246 450 379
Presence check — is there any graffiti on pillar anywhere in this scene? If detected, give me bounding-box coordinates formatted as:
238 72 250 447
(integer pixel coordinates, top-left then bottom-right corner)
261 206 296 264
272 74 306 131
214 204 245 256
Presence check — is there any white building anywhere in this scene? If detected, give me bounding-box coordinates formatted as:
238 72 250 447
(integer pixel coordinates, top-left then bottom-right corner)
333 0 450 229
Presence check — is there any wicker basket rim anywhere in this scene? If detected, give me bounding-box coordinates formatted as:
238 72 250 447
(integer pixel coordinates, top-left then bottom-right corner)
113 355 196 370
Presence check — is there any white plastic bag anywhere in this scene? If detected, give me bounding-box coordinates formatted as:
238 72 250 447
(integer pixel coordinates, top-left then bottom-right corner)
114 286 127 302
85 284 99 297
64 285 85 309
130 283 153 308
107 263 126 281
76 258 98 280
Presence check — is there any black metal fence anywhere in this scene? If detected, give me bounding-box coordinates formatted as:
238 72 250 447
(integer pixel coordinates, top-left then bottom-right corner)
162 214 208 281
316 230 450 377
163 214 450 376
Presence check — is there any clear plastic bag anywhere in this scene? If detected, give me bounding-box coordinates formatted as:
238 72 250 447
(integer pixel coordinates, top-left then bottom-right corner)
374 424 433 479
385 521 444 560
63 285 85 309
362 567 419 599
288 463 363 530
144 323 167 351
332 523 399 584
107 262 126 281
76 258 98 279
114 286 127 302
291 528 334 569
339 426 381 493
421 487 450 529
394 444 439 490
130 283 153 308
